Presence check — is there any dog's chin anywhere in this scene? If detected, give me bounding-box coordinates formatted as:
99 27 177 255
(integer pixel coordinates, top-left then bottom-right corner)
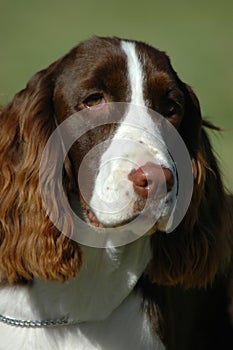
86 210 163 237
85 203 171 234
74 191 174 233
86 207 139 228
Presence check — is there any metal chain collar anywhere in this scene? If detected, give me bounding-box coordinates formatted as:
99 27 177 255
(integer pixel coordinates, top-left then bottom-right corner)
0 313 74 328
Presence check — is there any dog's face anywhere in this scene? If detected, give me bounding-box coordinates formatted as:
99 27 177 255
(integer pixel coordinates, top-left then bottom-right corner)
0 36 206 283
52 37 196 232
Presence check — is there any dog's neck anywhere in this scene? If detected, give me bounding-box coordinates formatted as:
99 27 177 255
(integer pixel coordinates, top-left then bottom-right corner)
0 237 151 323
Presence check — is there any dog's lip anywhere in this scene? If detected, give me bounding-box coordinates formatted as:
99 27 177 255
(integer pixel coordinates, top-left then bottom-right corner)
86 207 140 228
87 209 103 227
86 201 163 229
86 207 159 235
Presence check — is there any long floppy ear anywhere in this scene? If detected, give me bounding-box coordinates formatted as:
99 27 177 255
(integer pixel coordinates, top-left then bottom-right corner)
0 62 82 284
149 84 233 288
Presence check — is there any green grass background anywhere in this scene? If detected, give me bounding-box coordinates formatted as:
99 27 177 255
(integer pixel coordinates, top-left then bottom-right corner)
1 0 232 190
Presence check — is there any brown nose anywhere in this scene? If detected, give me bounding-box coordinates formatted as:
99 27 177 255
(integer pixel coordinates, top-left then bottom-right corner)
128 162 174 199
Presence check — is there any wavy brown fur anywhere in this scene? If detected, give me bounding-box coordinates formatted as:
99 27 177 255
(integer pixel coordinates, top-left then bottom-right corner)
0 61 82 284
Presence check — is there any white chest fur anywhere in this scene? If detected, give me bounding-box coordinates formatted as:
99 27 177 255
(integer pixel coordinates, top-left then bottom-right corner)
0 292 165 350
0 238 165 349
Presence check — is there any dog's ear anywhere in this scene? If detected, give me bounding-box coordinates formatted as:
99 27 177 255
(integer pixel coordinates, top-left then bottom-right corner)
178 83 202 157
149 84 232 288
0 61 82 284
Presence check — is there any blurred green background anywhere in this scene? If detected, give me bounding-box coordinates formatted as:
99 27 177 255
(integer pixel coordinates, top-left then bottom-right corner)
1 0 232 190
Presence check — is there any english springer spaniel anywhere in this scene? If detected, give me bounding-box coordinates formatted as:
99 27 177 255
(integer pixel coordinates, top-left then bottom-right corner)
0 37 232 350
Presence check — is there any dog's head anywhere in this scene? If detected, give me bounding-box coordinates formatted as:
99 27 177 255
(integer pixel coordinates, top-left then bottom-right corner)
51 38 199 231
0 37 230 286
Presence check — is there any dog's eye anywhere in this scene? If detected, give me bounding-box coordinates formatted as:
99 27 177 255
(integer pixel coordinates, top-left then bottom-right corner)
165 101 178 118
83 93 106 110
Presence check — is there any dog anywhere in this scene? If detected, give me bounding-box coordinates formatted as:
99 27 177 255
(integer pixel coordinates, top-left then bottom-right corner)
0 36 232 349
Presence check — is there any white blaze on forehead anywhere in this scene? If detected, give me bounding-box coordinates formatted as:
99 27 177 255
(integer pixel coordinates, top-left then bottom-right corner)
121 41 145 106
89 40 176 229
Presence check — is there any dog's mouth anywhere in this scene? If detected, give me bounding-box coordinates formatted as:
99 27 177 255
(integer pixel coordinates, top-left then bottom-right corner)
81 166 175 230
86 207 140 228
79 193 145 228
86 207 104 227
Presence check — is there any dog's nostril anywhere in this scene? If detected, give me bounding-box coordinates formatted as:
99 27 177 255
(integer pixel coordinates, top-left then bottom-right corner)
146 179 153 186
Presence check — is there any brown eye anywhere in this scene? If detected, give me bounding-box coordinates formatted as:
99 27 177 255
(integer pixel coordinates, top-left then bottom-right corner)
165 101 177 118
83 93 106 110
169 104 175 113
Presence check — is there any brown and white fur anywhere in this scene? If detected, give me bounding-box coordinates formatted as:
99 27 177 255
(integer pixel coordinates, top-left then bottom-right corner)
0 37 232 350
